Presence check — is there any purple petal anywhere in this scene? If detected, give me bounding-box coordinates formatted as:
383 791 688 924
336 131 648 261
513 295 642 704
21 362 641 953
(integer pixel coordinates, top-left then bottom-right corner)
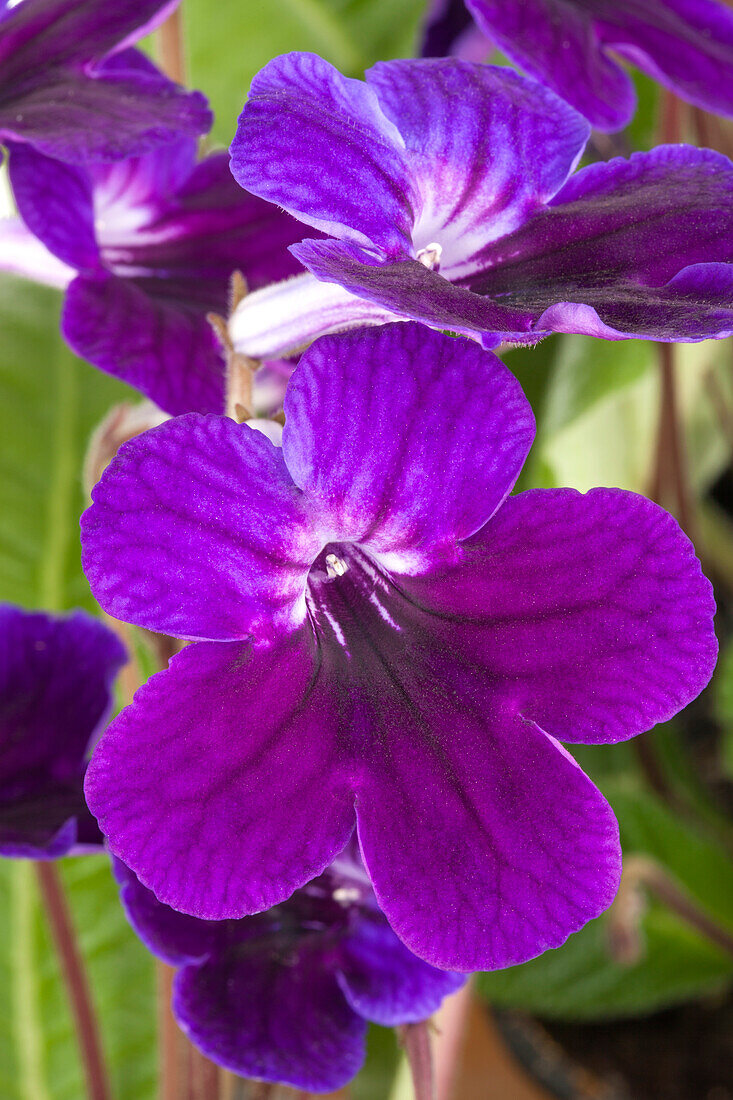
282 324 534 568
464 0 636 131
173 938 366 1092
594 0 733 120
0 605 126 858
365 59 589 275
338 913 465 1025
230 52 416 257
0 0 179 71
85 633 354 917
356 690 620 972
8 143 100 270
468 145 733 342
62 273 228 416
421 0 490 60
81 414 321 641
402 489 718 746
114 859 224 966
293 235 534 340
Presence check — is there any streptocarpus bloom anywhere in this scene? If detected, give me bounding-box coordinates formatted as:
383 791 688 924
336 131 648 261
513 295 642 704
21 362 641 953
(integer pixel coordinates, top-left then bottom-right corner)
7 120 307 415
228 54 733 359
115 844 463 1091
422 0 733 131
81 323 717 971
0 605 126 858
0 0 212 162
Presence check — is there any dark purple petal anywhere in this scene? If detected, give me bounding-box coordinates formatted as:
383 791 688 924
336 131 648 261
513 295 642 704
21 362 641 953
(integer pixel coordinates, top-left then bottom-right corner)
114 858 225 966
365 59 589 275
594 0 733 120
173 938 366 1092
464 0 636 131
62 273 227 416
421 0 490 60
0 605 126 858
402 489 718 746
339 913 465 1025
356 689 620 972
291 238 535 347
230 52 416 257
283 324 534 568
81 414 321 641
8 143 100 270
84 633 354 918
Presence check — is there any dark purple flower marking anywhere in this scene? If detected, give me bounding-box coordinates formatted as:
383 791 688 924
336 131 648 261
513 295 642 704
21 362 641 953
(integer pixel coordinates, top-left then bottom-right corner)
0 604 126 859
81 323 717 971
7 113 308 415
114 843 463 1091
228 54 733 357
422 0 733 131
0 0 211 162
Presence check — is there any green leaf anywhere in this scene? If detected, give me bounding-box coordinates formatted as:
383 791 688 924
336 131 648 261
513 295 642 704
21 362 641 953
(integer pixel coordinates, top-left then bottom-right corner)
182 0 427 146
0 274 133 612
478 782 733 1019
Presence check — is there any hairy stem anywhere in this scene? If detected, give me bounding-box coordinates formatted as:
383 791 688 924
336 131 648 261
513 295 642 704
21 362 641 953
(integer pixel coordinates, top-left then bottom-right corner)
399 1021 435 1100
157 5 186 84
35 863 111 1100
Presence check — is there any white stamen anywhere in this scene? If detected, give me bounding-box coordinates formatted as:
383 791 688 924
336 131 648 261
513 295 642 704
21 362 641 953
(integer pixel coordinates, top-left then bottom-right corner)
332 886 362 905
325 553 348 578
415 242 443 271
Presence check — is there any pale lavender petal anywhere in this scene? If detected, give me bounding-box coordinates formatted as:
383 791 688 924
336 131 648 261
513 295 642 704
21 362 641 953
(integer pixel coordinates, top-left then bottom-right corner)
402 489 718 745
85 634 354 917
283 324 534 568
0 605 126 858
62 274 227 415
0 217 73 288
8 142 100 270
339 914 465 1025
465 0 636 131
365 59 589 276
173 940 366 1092
81 414 321 641
230 52 416 257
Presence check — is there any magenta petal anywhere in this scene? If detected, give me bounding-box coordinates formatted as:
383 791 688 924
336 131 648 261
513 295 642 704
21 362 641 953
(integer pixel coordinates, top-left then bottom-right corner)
230 52 416 257
81 414 321 642
403 488 718 745
283 324 534 565
356 697 620 972
173 942 366 1092
62 274 227 416
338 914 465 1025
85 633 354 917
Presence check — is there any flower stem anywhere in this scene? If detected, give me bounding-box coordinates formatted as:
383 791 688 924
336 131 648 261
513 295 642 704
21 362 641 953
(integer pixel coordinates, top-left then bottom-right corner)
399 1021 435 1100
35 863 111 1100
157 4 186 84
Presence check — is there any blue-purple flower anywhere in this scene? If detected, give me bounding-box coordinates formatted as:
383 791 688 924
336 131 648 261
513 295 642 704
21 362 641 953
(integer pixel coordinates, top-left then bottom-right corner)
80 323 716 972
0 0 211 162
422 0 733 131
228 54 733 359
0 604 126 859
6 122 307 415
115 843 463 1091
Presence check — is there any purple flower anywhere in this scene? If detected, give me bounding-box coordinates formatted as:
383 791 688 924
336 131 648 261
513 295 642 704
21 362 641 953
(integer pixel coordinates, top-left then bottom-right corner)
114 843 463 1091
0 604 126 859
6 116 308 415
80 323 717 972
422 0 733 131
0 0 212 162
228 54 733 359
